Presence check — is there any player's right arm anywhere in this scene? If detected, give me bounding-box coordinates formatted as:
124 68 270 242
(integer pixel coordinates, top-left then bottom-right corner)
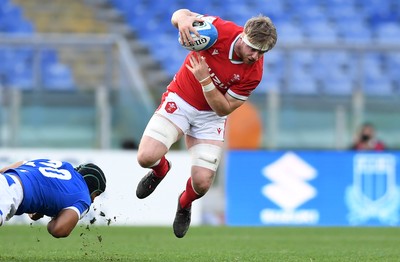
47 208 79 238
171 9 203 45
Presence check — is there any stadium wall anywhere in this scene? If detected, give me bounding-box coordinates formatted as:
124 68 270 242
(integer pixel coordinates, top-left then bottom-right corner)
0 149 202 226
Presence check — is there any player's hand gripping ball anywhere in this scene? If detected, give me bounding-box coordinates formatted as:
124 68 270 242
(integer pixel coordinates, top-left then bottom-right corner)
179 21 218 51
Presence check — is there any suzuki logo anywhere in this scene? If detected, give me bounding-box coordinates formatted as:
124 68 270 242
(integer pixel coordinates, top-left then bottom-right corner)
260 152 319 224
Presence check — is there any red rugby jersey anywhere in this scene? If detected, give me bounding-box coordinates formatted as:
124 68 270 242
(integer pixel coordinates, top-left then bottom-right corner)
167 15 264 111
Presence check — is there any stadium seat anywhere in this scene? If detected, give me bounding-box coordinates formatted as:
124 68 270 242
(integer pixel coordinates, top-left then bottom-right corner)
42 63 75 90
286 68 319 95
384 53 400 87
256 74 282 94
305 23 338 43
0 1 76 90
276 22 306 43
339 23 373 44
321 72 354 96
289 50 315 75
264 51 285 84
6 62 35 90
363 74 394 96
312 51 352 81
111 0 400 97
375 23 400 44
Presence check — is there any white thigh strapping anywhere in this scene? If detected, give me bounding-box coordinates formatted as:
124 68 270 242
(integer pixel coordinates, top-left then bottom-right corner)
143 114 179 149
0 174 23 224
189 144 223 171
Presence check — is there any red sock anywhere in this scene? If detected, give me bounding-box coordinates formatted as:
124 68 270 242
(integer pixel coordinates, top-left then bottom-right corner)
151 156 169 178
179 178 200 209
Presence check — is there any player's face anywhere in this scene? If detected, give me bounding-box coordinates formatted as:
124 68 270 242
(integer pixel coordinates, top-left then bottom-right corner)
241 41 266 65
90 192 101 203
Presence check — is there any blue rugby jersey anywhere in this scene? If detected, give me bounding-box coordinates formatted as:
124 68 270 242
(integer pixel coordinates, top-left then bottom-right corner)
4 159 91 218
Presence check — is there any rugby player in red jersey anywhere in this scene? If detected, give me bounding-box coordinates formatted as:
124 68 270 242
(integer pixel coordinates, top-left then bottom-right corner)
136 8 277 238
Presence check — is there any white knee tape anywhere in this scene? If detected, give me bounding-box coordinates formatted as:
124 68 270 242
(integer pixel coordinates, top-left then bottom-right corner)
143 114 179 148
189 144 222 171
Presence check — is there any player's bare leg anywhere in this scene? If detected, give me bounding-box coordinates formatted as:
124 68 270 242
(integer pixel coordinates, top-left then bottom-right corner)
173 136 222 238
136 115 183 199
136 136 171 199
173 165 215 238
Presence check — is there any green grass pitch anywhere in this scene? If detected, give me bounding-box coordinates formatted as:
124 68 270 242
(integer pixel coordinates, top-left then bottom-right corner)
1 225 400 261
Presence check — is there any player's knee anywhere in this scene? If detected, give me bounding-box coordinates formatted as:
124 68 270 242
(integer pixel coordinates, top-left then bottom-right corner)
137 152 156 168
192 179 212 196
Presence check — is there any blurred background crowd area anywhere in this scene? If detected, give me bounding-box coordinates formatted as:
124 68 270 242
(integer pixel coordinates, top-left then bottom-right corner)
0 0 400 150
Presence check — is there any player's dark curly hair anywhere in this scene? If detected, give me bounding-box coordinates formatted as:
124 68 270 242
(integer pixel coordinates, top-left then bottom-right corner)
75 163 106 195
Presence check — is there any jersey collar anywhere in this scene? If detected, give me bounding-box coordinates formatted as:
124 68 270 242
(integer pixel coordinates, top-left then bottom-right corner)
229 35 243 64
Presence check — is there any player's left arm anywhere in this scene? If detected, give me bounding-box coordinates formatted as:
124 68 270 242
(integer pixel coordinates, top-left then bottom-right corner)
185 53 247 116
203 88 245 116
47 208 79 238
0 161 24 173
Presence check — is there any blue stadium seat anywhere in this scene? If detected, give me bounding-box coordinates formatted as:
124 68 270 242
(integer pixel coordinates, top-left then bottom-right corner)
0 1 75 90
290 50 315 71
42 63 75 90
363 74 394 96
375 23 400 44
305 23 338 43
110 0 400 97
383 53 400 90
264 50 284 81
276 22 306 43
41 49 59 69
321 72 354 96
286 67 319 95
341 27 372 44
260 0 285 17
312 51 354 83
6 62 34 89
257 75 282 94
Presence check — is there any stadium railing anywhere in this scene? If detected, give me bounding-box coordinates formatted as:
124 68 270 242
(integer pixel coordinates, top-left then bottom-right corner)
0 33 155 148
255 42 400 150
1 35 400 150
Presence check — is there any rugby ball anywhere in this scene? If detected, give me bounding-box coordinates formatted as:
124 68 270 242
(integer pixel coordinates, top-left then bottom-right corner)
178 21 218 51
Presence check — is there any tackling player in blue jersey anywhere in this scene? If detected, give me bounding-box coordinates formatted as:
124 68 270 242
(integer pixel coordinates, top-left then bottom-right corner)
0 159 106 238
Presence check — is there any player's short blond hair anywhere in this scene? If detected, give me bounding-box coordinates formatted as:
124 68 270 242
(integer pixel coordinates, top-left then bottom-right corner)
243 15 277 52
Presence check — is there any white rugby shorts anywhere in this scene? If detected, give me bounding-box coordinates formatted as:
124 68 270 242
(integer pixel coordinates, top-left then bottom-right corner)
156 92 227 141
0 174 23 225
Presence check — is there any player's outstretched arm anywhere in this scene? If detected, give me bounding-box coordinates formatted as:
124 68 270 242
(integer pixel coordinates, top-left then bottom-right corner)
0 161 24 173
47 209 79 238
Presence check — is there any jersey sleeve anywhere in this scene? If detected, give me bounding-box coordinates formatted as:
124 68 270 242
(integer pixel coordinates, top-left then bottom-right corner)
64 201 90 219
227 64 263 100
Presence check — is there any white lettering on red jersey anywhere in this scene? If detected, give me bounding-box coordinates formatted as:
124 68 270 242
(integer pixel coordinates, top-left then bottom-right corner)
167 16 264 111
